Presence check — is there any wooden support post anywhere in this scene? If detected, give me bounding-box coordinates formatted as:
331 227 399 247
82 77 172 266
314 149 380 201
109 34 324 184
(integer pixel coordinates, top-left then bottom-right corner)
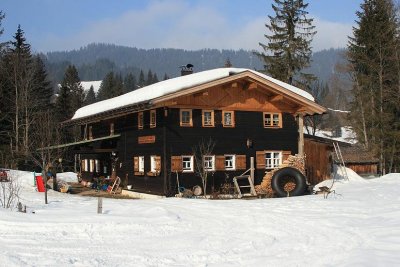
250 157 255 184
298 114 304 156
97 197 103 214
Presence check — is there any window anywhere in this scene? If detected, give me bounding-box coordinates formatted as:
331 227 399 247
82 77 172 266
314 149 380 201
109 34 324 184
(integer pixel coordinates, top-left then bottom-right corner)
182 156 194 172
265 151 282 169
150 155 161 175
89 159 95 172
138 156 144 172
81 159 88 172
95 160 100 173
202 110 214 127
203 155 215 171
150 110 156 128
180 109 192 126
225 155 236 170
88 126 93 139
263 112 282 128
138 112 144 129
222 111 235 127
110 122 114 135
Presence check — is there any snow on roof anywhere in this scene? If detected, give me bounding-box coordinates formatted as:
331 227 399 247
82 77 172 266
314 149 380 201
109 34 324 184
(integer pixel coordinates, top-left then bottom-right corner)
305 126 357 144
71 68 315 121
80 80 102 94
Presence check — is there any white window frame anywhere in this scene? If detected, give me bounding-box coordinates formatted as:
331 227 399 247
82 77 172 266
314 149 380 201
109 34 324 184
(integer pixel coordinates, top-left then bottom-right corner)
138 112 144 129
203 155 215 171
82 159 88 172
150 110 156 128
224 155 236 170
182 156 194 172
265 151 282 169
202 110 214 127
89 159 95 172
180 109 192 127
138 156 144 172
95 159 100 173
150 156 157 172
222 111 234 127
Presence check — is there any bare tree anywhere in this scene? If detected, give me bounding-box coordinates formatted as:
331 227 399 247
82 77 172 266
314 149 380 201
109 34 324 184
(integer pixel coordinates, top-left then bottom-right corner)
29 110 64 204
192 138 215 198
0 171 21 209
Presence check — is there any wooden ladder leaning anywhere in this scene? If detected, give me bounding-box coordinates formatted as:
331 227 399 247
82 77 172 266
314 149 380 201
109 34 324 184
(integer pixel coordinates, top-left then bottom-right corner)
109 176 121 194
233 175 257 198
333 142 349 181
233 158 257 198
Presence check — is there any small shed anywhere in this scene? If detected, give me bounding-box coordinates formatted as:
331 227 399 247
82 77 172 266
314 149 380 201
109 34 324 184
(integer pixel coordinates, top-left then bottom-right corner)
304 135 352 185
336 146 379 177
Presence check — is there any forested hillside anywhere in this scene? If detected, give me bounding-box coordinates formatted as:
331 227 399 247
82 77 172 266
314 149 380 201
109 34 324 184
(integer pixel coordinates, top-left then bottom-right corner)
44 43 345 84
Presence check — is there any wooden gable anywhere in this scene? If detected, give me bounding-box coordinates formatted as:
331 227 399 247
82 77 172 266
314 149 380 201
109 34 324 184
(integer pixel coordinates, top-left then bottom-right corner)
153 71 325 115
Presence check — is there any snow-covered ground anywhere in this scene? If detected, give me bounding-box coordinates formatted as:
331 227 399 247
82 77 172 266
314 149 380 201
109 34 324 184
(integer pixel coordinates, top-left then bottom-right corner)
1 169 400 266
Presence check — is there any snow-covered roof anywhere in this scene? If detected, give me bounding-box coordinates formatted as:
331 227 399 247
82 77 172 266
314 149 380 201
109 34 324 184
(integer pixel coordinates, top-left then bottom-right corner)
71 68 315 121
305 126 357 144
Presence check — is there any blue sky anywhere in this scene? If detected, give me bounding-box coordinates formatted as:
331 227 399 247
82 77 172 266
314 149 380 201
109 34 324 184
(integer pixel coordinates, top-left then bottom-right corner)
0 0 363 53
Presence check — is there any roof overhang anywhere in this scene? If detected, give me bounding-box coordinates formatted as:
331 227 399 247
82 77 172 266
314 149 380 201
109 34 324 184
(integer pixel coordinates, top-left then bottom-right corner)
152 70 326 115
37 134 121 150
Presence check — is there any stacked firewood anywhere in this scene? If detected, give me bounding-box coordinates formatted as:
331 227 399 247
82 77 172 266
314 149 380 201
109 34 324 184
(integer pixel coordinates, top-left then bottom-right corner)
255 154 306 197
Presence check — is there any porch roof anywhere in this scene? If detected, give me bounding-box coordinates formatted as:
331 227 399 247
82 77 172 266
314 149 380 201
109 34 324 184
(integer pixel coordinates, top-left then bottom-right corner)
38 134 121 150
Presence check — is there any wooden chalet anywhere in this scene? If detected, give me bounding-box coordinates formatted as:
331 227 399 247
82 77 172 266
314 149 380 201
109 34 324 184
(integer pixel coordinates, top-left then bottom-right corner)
63 68 326 196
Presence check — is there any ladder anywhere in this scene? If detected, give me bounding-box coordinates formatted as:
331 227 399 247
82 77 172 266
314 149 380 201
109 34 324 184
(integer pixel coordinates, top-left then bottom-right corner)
109 176 121 194
233 175 257 198
333 142 349 180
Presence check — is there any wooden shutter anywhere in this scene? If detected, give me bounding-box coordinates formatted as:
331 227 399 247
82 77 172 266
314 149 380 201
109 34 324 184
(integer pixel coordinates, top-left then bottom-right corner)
282 151 291 162
256 151 265 169
236 155 247 170
133 157 139 172
155 156 161 172
215 156 225 171
171 156 182 172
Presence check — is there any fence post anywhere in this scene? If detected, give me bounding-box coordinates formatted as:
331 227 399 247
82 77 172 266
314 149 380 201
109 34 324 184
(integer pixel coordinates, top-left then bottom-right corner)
97 197 103 214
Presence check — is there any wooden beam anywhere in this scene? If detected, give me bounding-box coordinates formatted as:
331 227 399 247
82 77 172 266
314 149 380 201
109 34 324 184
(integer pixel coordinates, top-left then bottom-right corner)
298 114 304 156
269 95 284 102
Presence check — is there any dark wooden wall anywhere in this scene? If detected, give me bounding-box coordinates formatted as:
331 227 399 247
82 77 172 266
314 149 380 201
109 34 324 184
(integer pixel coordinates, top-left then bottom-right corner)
304 139 332 185
79 107 299 195
346 163 378 176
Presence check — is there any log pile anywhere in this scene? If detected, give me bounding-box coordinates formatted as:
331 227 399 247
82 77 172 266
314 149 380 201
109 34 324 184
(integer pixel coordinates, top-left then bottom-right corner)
255 154 306 197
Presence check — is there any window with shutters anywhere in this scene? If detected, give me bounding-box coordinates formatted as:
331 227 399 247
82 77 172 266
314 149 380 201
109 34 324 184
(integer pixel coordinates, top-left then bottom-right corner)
150 110 156 128
263 112 282 128
138 112 144 129
182 156 194 172
171 156 183 172
203 155 215 171
202 110 214 127
224 155 235 170
222 111 235 127
150 155 161 175
265 151 282 169
180 109 192 127
133 156 145 175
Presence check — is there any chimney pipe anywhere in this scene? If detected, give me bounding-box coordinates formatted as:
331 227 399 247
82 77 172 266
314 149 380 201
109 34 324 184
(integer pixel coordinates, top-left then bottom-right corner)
180 64 194 76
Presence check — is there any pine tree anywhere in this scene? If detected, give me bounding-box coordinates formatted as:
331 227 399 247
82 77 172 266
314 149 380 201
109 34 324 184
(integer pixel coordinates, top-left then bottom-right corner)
123 73 137 93
146 69 153 85
163 73 170 80
56 65 83 122
257 0 316 87
97 72 115 100
84 85 96 105
138 70 145 88
31 56 53 109
348 0 400 174
152 73 159 84
114 73 123 96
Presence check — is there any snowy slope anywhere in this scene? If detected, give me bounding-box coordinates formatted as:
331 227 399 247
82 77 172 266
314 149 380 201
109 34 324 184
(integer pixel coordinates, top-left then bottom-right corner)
72 68 315 121
1 170 399 266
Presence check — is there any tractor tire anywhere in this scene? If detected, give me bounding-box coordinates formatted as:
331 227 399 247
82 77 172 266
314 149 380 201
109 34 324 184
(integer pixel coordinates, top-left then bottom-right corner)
271 167 307 197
